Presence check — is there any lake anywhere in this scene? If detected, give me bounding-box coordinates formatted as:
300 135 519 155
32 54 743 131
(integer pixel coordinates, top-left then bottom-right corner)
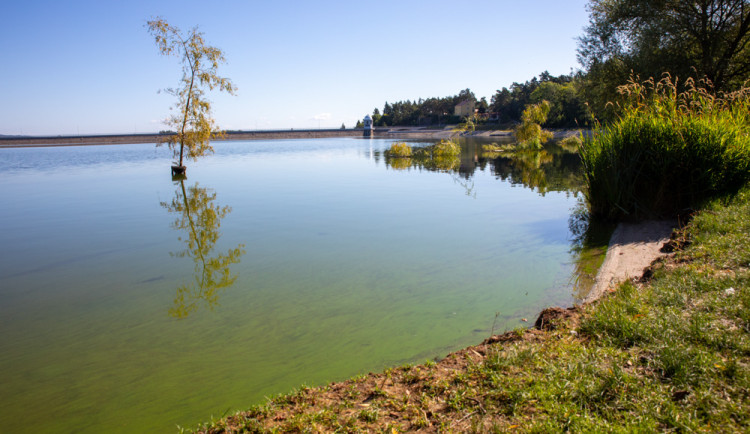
0 137 598 432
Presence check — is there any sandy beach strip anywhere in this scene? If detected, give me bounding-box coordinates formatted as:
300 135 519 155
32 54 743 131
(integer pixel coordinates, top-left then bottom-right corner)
585 220 676 304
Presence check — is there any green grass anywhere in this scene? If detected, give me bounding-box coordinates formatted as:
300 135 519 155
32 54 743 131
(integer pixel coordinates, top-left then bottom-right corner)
472 188 750 432
581 75 750 220
193 186 750 433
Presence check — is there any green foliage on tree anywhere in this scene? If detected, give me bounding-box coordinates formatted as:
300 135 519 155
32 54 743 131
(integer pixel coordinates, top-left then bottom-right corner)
147 18 237 169
476 97 489 114
578 0 750 120
490 72 591 127
515 101 554 149
371 89 476 127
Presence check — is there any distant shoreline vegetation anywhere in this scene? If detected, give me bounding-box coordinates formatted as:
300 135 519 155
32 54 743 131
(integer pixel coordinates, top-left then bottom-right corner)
368 72 593 131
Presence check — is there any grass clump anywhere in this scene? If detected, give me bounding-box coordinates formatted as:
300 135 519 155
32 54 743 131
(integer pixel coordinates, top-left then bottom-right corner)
580 75 750 220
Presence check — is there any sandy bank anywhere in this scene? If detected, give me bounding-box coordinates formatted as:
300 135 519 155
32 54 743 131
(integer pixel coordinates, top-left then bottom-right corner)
585 220 676 304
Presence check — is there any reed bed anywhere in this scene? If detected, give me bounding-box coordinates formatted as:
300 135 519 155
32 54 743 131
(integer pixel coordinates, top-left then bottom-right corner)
580 75 750 220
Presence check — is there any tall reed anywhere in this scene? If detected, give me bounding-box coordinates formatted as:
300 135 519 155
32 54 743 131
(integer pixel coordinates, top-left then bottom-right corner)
580 75 750 220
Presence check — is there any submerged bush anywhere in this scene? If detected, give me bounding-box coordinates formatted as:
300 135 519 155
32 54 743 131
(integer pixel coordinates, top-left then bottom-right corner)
385 142 412 158
385 141 461 172
432 140 461 158
559 135 582 153
581 75 750 220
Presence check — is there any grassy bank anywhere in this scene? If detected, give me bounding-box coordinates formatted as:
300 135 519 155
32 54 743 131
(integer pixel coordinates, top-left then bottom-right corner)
191 186 749 432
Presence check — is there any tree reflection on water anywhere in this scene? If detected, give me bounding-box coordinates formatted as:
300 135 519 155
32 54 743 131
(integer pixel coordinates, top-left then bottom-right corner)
161 179 245 318
379 137 612 301
479 144 584 196
381 138 585 196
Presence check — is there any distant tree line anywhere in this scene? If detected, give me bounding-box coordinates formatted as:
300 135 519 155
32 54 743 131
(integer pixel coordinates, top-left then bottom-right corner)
370 89 478 127
368 0 749 128
489 71 591 127
369 74 591 129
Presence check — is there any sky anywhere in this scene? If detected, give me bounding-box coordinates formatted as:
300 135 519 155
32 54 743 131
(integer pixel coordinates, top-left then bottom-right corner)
0 0 591 136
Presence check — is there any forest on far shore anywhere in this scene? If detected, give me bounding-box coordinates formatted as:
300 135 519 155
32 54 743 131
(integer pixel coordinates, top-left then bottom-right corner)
361 0 749 130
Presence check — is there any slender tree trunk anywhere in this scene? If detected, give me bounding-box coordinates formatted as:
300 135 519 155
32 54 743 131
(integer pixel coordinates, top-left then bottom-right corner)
179 73 195 167
178 32 197 168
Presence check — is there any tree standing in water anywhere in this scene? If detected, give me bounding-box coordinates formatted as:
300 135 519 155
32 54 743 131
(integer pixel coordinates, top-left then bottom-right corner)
147 18 236 174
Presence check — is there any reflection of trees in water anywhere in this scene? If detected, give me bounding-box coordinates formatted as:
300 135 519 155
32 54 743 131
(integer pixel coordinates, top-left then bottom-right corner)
480 143 584 195
383 145 470 195
377 138 604 301
383 145 461 172
451 174 476 198
509 149 554 193
479 141 611 302
422 154 460 171
567 198 617 302
380 139 584 196
161 180 245 318
375 138 586 198
387 156 413 170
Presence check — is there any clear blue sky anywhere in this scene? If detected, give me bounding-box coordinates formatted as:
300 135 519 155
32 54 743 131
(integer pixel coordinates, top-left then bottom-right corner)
0 0 591 135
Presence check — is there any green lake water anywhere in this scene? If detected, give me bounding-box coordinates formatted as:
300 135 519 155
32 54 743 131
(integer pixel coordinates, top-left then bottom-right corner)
0 137 598 432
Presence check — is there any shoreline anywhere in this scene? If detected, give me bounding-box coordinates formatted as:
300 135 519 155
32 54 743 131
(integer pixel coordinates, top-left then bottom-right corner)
197 218 688 432
0 127 579 148
0 129 364 148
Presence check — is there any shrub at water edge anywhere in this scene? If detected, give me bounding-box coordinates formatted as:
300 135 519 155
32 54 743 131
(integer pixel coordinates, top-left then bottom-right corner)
432 140 461 158
515 100 554 149
385 142 413 158
580 75 750 220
